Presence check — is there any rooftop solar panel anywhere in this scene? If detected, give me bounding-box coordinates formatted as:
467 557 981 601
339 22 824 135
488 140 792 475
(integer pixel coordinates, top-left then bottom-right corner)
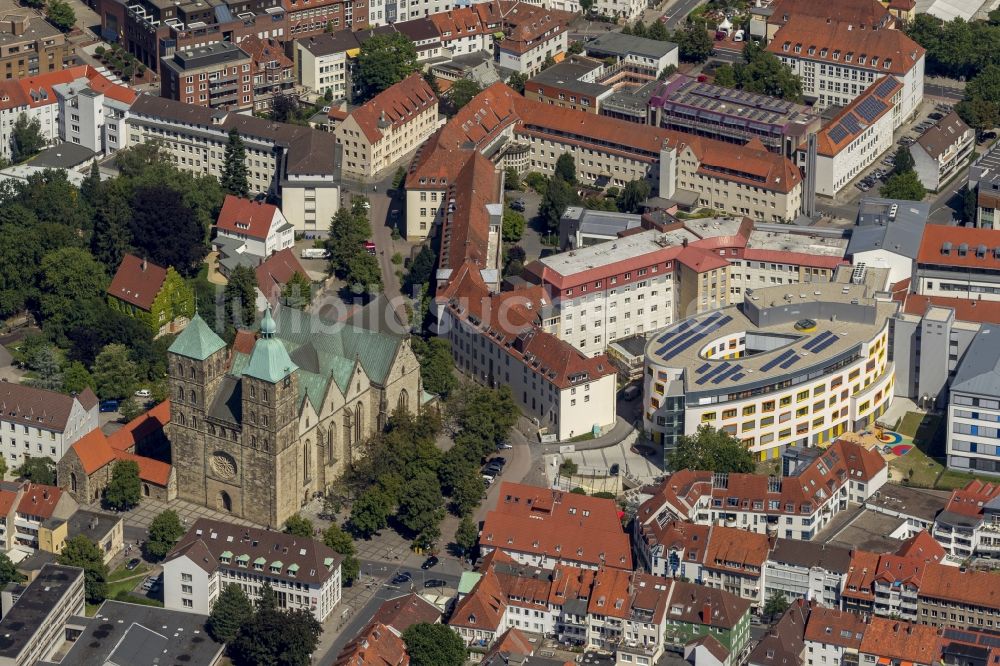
711 365 743 384
840 114 862 134
803 331 833 352
656 319 694 344
779 354 800 369
874 77 898 98
944 629 979 644
658 313 723 355
980 635 1000 648
695 361 731 385
760 349 795 372
811 335 839 354
696 362 711 374
730 373 744 381
855 97 887 123
828 125 848 144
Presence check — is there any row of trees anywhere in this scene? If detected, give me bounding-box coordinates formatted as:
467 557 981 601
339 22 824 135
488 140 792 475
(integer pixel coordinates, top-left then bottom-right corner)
623 19 714 63
346 385 517 551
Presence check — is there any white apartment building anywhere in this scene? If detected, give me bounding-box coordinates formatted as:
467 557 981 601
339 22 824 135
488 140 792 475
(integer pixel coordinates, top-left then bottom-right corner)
0 384 98 468
914 225 1000 303
763 540 851 608
911 111 974 192
125 94 340 236
0 564 85 666
808 76 901 196
294 33 354 100
333 72 438 179
767 15 925 120
163 518 343 622
214 195 294 262
644 268 898 459
0 65 136 160
947 325 1000 478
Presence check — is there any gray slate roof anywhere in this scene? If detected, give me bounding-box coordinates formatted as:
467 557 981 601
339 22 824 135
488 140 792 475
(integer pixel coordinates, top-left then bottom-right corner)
951 326 1000 397
847 197 929 259
584 32 678 60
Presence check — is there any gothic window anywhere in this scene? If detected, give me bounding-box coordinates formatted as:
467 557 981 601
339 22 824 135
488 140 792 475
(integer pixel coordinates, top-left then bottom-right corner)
263 414 268 427
191 416 198 429
263 390 269 403
250 435 257 449
398 390 409 413
189 366 196 379
231 430 237 442
354 403 363 443
70 473 77 492
177 386 184 400
249 411 256 424
212 452 237 478
250 384 257 398
143 483 150 497
177 412 186 426
190 390 197 403
304 441 312 482
209 423 216 436
327 428 336 464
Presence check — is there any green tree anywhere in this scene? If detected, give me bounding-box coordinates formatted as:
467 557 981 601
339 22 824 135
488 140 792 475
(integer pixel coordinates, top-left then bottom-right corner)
713 64 737 88
81 162 102 207
880 170 927 201
15 456 55 485
90 178 133 273
403 245 435 295
448 79 482 114
221 129 250 198
58 535 108 604
104 459 141 510
392 166 407 190
555 154 577 184
454 516 478 559
45 0 76 31
618 179 651 213
647 19 670 42
323 524 360 584
37 247 108 344
667 425 755 473
281 272 312 309
403 623 467 666
27 345 62 390
349 486 393 537
579 0 594 12
411 337 457 397
504 167 521 191
92 343 137 399
119 397 143 422
0 553 22 587
731 42 803 101
147 509 185 560
763 591 790 621
893 145 915 175
674 22 714 63
10 113 44 161
396 469 445 540
230 605 322 666
449 467 484 517
208 583 253 643
129 183 212 277
559 459 578 477
0 454 8 482
539 175 579 233
355 33 419 102
507 72 528 94
270 95 299 124
224 265 258 329
957 64 1000 132
327 207 372 277
284 514 314 537
502 207 526 242
345 252 383 295
960 185 979 225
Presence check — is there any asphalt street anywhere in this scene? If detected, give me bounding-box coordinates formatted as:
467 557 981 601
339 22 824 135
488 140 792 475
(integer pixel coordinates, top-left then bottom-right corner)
661 0 705 29
925 83 964 101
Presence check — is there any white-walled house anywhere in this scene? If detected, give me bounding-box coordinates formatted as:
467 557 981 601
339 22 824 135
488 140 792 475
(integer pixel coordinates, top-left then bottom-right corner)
163 518 342 622
213 195 295 275
910 111 974 192
0 384 99 468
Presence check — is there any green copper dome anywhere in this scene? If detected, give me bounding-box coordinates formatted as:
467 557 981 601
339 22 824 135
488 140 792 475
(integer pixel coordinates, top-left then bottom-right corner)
168 313 226 361
243 307 297 383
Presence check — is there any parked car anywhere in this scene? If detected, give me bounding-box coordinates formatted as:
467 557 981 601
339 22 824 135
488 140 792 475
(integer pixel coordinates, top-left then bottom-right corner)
425 579 448 589
623 385 641 401
134 389 151 399
301 248 331 259
496 441 513 450
126 558 141 571
363 240 377 256
99 400 120 413
510 198 526 212
421 556 439 570
482 467 499 479
391 571 412 585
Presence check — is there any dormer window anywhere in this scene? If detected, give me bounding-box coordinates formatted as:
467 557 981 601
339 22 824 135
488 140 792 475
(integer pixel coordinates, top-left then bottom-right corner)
833 50 840 60
807 46 815 55
870 56 878 66
794 44 801 53
782 42 790 52
883 58 891 69
845 52 853 62
858 55 866 65
820 48 827 57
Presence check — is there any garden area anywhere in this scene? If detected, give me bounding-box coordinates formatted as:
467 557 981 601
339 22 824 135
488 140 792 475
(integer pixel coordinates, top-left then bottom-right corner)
888 411 999 491
94 44 151 84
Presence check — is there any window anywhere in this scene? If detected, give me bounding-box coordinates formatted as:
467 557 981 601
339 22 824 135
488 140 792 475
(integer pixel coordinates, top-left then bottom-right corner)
183 599 193 608
181 573 193 582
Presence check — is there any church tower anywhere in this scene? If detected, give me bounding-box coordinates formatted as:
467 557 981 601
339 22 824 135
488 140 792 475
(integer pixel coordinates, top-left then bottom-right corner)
239 307 300 528
166 314 227 507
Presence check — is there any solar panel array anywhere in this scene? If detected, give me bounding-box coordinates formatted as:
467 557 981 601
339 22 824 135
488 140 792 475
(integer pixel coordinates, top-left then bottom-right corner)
827 125 849 145
855 97 888 123
840 114 862 134
761 349 796 372
695 360 731 385
656 319 695 345
654 312 734 358
942 628 1000 649
779 354 801 369
873 77 898 98
810 334 839 354
803 331 835 351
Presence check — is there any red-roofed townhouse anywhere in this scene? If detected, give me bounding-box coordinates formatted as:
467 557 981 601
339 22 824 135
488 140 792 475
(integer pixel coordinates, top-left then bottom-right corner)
213 195 295 275
57 402 177 504
108 254 195 337
916 224 1000 303
700 525 770 606
254 247 311 310
334 622 409 666
858 616 941 666
492 4 573 75
932 479 1000 560
12 483 77 554
237 36 296 113
335 73 438 179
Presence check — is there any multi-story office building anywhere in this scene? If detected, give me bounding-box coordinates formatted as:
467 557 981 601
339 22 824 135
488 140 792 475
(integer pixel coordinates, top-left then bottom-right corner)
125 95 340 236
915 225 1000 302
807 76 902 196
969 140 1000 230
495 5 571 75
0 564 84 666
643 266 897 458
765 7 924 119
910 110 974 192
0 384 98 468
294 32 356 100
847 197 928 285
649 74 822 158
333 72 438 180
763 539 851 608
160 42 254 111
164 518 342 621
0 14 73 81
947 325 1000 476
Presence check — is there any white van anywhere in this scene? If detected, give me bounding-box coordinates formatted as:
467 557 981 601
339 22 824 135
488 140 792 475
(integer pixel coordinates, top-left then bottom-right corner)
734 29 745 42
301 248 330 259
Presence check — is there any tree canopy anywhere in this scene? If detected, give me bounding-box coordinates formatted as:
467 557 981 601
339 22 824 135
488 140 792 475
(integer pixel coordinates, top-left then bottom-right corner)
11 113 45 162
880 170 927 201
221 129 250 198
147 509 185 560
104 459 141 510
713 42 803 101
58 535 108 603
403 623 468 666
16 456 56 485
666 425 755 473
447 79 482 115
355 34 419 102
284 514 314 537
411 337 457 398
229 599 322 666
208 584 254 644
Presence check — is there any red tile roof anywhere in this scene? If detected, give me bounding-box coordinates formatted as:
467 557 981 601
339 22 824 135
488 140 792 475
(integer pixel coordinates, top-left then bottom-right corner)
919 563 1000 610
0 490 16 517
766 16 924 77
917 224 1000 270
334 622 410 666
238 35 293 71
107 399 171 452
16 483 62 519
842 549 881 602
815 76 901 157
859 617 941 664
108 254 168 311
481 482 632 569
766 0 892 29
216 195 282 241
255 248 309 305
894 530 945 564
0 65 136 112
901 293 1000 325
342 72 437 144
371 594 441 633
450 567 507 631
704 525 770 576
67 403 173 486
803 606 867 649
942 479 1000 519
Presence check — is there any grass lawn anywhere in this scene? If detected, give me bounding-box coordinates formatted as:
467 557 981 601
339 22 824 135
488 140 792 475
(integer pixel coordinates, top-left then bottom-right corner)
896 412 926 439
888 411 998 490
889 444 943 488
107 563 150 582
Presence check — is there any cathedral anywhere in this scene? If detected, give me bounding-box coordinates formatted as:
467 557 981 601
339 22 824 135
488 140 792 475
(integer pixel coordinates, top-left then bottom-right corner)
166 305 422 528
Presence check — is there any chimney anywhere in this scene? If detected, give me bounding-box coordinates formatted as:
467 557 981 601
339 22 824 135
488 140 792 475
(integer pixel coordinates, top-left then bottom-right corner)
42 489 49 500
141 257 148 271
702 603 712 621
10 17 25 36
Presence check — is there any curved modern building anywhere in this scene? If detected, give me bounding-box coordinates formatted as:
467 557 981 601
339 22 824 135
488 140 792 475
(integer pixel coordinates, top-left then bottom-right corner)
644 266 898 461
